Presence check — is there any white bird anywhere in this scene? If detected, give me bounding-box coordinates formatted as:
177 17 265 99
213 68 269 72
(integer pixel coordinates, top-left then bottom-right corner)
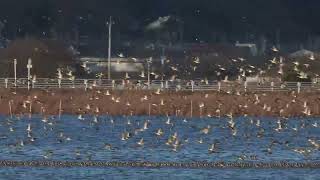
81 61 88 68
238 57 245 62
155 129 163 136
193 57 200 64
137 138 144 146
139 71 145 78
271 46 279 52
78 114 84 120
160 99 165 106
309 54 315 60
67 70 73 77
269 58 277 64
166 117 171 125
118 53 125 58
125 72 130 79
170 66 178 71
131 57 138 62
143 121 149 130
208 143 217 153
293 61 299 66
27 124 32 132
155 89 161 95
303 64 310 68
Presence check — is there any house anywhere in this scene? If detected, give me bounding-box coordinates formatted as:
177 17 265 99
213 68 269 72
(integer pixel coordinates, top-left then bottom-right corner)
79 57 144 73
235 42 258 56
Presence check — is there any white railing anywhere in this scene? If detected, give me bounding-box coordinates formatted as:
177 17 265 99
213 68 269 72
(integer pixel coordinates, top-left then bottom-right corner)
0 78 318 92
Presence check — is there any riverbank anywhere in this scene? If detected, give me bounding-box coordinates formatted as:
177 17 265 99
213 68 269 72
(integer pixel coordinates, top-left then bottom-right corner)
0 89 319 117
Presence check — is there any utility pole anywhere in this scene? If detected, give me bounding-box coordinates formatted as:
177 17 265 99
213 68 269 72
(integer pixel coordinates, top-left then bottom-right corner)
27 58 32 90
107 16 112 80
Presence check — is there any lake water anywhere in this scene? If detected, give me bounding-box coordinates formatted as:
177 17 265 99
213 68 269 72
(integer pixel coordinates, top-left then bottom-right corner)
0 115 319 179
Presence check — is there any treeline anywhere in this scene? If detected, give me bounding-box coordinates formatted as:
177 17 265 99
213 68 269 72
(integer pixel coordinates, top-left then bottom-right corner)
0 0 319 44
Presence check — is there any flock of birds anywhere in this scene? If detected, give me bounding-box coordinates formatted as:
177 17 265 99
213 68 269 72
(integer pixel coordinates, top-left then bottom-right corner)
53 45 318 85
2 45 320 162
7 80 319 161
1 111 319 161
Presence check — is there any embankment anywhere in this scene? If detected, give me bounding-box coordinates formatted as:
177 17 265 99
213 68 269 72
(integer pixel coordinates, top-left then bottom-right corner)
0 89 319 117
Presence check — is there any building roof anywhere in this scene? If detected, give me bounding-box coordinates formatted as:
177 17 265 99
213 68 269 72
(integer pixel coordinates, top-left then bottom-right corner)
289 49 314 58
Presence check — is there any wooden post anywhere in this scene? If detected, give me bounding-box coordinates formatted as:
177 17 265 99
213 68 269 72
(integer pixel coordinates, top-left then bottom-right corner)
59 99 62 120
190 100 193 118
271 82 274 92
218 82 221 92
27 59 32 91
297 82 301 94
112 80 115 90
29 101 32 118
191 80 194 92
244 81 247 92
8 100 12 118
165 81 168 89
58 79 61 88
13 59 17 87
32 76 36 88
84 79 88 91
4 78 8 88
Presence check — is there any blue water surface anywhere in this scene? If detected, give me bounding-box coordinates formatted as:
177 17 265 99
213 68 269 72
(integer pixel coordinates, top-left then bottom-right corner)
0 115 318 179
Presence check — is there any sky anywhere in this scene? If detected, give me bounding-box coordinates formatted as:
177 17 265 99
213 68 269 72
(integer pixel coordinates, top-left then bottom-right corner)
0 0 320 43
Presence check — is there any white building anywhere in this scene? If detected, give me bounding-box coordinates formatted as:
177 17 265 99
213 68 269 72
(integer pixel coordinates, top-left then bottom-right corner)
289 49 314 58
79 57 144 73
235 42 258 56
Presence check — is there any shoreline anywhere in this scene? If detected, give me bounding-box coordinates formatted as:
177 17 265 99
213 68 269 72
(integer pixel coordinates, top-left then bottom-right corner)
0 89 319 118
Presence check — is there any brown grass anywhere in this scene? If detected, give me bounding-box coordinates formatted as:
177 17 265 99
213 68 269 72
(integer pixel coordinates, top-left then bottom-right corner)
0 88 319 117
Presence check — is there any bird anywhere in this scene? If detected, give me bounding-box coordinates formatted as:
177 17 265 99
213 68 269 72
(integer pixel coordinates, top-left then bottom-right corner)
308 139 320 149
166 117 171 125
155 89 161 95
271 46 279 52
137 138 144 146
27 124 32 132
67 70 73 77
139 71 146 78
155 129 164 136
200 125 211 134
131 57 138 62
293 61 299 66
104 143 112 150
125 72 130 79
118 53 125 58
208 143 218 153
303 64 310 68
309 54 315 60
105 90 111 96
143 121 149 130
126 101 131 106
193 57 200 64
160 99 165 106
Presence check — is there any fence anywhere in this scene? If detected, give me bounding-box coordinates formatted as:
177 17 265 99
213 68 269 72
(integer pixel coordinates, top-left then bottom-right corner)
0 78 318 92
